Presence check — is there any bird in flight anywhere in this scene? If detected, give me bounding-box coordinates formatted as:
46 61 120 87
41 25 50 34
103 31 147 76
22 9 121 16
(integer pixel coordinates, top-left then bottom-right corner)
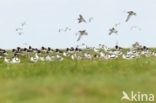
130 26 142 31
77 14 86 23
64 27 71 32
16 28 23 31
108 27 118 35
125 11 136 22
88 17 94 23
21 22 26 27
76 30 88 41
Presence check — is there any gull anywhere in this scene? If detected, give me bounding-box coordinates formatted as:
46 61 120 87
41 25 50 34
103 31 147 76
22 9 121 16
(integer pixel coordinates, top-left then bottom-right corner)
108 27 118 35
76 30 88 41
125 11 136 22
77 14 86 23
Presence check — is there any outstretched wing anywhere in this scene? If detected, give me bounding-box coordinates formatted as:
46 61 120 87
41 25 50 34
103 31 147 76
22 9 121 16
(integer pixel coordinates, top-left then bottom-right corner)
109 29 113 35
125 14 132 22
77 34 82 41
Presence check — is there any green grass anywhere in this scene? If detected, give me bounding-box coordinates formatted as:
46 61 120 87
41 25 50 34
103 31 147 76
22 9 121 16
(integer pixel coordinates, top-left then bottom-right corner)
0 57 156 103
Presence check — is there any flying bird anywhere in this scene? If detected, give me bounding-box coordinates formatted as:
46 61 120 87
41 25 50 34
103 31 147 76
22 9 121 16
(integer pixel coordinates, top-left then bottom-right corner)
130 26 142 31
109 27 118 35
58 28 63 32
88 17 94 23
18 32 23 35
64 27 71 32
16 28 23 31
125 11 136 22
76 30 88 41
77 14 86 23
21 22 26 27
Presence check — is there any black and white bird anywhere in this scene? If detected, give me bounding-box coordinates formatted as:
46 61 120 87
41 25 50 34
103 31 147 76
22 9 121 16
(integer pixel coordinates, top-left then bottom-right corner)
76 30 88 41
109 27 118 35
77 14 86 23
125 11 136 22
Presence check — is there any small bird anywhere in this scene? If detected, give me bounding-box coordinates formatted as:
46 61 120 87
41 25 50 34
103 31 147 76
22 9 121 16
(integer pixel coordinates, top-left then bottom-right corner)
109 27 118 35
125 11 136 22
130 26 142 31
76 30 88 41
21 22 26 27
88 17 93 23
77 14 86 23
58 28 63 32
64 27 71 32
18 32 23 35
16 28 23 31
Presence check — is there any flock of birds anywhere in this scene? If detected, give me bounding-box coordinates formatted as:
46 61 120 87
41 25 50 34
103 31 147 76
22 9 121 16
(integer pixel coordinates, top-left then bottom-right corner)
6 10 152 64
58 10 140 41
16 10 141 45
59 14 93 41
0 42 156 64
16 22 27 35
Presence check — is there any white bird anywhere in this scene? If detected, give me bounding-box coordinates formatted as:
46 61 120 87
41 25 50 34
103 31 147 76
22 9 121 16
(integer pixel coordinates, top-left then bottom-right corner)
77 14 86 23
109 27 118 35
45 55 52 61
121 91 131 101
125 11 136 22
10 57 20 64
30 57 38 63
4 57 10 63
76 30 88 41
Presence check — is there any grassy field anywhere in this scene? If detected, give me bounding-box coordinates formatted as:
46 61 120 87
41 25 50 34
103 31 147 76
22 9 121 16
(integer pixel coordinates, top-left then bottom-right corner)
0 57 156 103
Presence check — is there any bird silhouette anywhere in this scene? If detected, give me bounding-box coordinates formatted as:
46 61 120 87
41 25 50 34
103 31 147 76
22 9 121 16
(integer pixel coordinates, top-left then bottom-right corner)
125 11 136 22
77 14 86 23
109 27 118 35
76 30 88 41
